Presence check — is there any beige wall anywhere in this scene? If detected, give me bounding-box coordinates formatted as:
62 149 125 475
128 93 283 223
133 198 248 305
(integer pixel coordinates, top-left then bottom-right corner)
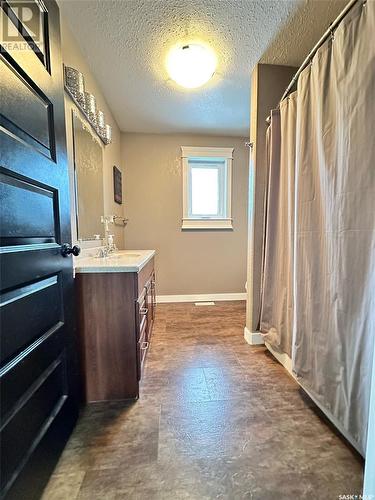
246 64 297 332
59 15 125 248
121 133 249 296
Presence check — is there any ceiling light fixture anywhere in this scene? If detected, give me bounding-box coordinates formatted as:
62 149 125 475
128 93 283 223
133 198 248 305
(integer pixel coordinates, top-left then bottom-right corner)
166 43 217 89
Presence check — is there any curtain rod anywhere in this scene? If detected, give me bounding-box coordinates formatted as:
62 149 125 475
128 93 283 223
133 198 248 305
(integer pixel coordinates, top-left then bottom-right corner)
279 0 361 103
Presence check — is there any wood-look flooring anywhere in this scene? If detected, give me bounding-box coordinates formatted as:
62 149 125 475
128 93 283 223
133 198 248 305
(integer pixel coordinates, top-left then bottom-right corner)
42 301 363 499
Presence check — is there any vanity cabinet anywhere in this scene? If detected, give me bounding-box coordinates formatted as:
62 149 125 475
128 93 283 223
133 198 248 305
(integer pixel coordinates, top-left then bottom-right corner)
76 256 155 402
136 268 155 379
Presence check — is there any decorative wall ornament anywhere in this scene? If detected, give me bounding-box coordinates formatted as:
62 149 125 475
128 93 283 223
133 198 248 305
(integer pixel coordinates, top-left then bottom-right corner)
113 166 122 204
64 64 113 145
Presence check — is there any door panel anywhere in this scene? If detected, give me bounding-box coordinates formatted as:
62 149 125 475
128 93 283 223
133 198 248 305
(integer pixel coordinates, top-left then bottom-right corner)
1 324 64 419
0 274 62 364
0 57 55 158
1 358 67 492
3 0 51 71
0 168 58 246
0 1 79 499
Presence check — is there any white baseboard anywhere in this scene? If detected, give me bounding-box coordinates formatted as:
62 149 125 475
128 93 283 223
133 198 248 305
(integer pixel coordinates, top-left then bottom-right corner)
244 326 265 345
265 341 294 375
156 293 246 304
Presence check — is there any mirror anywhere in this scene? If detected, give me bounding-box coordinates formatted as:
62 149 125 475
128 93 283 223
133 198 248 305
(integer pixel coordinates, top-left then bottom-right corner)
72 112 104 240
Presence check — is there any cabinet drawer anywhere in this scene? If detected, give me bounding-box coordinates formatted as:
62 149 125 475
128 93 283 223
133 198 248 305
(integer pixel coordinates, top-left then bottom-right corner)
136 288 148 341
137 257 154 294
139 311 147 341
137 323 149 380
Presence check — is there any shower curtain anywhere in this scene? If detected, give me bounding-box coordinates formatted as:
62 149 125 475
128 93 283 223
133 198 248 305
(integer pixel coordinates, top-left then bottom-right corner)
260 95 297 356
292 0 375 454
260 0 375 454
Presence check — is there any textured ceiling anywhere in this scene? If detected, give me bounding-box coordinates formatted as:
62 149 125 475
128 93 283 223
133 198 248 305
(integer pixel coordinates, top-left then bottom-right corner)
261 0 348 66
58 0 348 136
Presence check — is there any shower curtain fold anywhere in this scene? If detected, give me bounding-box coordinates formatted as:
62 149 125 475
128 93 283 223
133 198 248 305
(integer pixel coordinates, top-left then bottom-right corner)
260 96 297 356
292 0 375 454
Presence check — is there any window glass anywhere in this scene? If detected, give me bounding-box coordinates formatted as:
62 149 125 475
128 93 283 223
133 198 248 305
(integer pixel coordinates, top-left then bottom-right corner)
191 166 219 216
181 146 233 230
188 158 226 218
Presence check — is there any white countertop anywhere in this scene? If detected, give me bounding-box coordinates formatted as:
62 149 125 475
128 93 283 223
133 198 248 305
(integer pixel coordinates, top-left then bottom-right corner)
74 249 155 274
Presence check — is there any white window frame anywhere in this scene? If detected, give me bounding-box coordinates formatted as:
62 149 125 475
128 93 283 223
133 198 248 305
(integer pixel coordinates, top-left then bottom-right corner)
181 146 233 230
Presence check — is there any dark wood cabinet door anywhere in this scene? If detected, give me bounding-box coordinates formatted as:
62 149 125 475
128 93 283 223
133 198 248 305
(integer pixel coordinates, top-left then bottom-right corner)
0 2 79 498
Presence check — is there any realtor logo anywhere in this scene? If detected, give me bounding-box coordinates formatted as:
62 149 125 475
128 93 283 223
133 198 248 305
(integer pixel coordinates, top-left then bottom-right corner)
1 0 43 49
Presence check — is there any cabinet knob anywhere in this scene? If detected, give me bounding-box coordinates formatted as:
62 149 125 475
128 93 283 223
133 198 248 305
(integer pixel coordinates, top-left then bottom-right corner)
61 243 81 257
140 307 148 316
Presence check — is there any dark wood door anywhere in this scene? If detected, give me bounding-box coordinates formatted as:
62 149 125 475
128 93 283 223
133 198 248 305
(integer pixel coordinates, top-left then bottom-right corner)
0 1 79 498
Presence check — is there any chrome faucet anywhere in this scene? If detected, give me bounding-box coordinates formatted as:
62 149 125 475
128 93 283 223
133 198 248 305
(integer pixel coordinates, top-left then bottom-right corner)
96 215 117 258
96 246 110 258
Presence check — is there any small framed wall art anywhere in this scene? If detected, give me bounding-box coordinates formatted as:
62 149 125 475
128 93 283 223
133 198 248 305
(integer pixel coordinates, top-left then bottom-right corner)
113 166 122 204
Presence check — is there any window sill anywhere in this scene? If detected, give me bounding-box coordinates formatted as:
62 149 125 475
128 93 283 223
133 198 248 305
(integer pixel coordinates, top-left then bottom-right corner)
181 218 233 230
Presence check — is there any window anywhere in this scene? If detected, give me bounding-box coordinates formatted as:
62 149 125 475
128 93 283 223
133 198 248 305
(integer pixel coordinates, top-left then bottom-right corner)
181 146 233 229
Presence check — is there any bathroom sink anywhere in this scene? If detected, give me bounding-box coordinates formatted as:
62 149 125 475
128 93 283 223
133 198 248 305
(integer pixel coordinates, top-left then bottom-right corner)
95 251 143 260
75 249 155 273
107 253 141 259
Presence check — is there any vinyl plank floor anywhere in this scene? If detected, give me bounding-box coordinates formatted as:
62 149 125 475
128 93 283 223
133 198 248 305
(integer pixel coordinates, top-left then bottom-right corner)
42 301 363 500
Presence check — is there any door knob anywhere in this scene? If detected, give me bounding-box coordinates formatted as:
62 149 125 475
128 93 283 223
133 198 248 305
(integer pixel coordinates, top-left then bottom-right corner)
61 243 81 257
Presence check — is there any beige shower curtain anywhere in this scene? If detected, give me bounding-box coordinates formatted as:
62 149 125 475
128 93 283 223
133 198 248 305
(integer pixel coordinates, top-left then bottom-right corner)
292 0 375 454
260 95 297 356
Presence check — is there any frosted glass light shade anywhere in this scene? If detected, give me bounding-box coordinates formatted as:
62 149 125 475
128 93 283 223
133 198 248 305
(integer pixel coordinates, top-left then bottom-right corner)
167 44 217 89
